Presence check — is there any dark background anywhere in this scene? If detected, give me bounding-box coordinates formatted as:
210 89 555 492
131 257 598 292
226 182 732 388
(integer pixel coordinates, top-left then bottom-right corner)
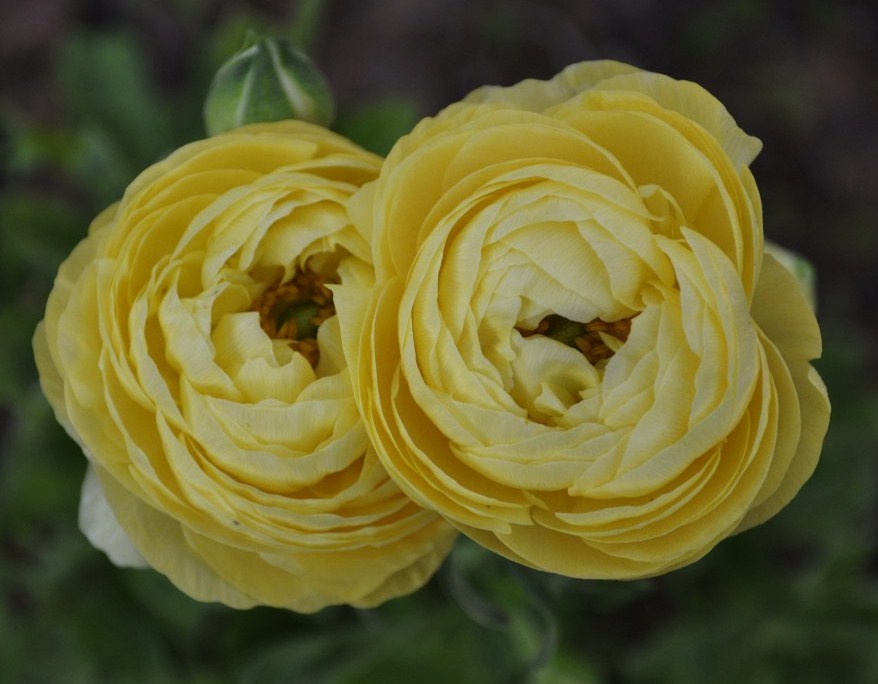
1 1 877 682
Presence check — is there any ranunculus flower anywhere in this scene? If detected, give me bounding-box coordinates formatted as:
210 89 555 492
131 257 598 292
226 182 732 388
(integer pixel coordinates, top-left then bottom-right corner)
34 121 456 612
337 61 830 579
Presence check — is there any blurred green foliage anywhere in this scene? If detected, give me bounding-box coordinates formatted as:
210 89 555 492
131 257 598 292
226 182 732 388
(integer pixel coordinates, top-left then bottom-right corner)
2 1 876 682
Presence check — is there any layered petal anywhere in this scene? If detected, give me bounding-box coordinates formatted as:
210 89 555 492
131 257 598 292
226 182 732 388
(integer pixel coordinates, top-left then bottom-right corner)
343 62 829 579
34 120 456 612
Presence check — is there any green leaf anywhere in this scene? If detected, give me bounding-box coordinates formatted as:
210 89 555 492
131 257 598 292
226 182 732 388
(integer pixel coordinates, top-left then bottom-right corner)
289 0 330 52
58 31 174 175
0 193 86 282
440 539 562 682
0 307 40 403
0 386 84 526
334 98 421 156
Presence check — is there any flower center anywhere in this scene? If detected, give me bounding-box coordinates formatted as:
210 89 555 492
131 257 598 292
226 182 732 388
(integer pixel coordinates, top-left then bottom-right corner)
518 314 636 365
252 268 337 367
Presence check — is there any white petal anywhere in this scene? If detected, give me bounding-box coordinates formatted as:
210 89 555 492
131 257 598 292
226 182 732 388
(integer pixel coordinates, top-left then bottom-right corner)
79 464 148 568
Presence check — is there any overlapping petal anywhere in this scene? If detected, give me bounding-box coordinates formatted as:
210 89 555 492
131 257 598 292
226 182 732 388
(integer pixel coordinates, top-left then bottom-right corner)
34 121 456 611
340 62 829 579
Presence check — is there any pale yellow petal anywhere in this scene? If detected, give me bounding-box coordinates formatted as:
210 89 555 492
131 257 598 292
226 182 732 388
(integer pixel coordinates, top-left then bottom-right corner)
462 60 641 111
37 120 454 612
738 254 829 528
349 63 825 582
78 464 148 568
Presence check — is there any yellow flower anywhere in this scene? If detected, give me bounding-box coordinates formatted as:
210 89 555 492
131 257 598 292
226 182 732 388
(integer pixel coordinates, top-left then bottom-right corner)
337 62 830 579
34 121 456 612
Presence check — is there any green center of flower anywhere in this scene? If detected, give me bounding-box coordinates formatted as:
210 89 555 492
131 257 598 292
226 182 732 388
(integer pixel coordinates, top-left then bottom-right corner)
518 314 636 365
252 268 337 367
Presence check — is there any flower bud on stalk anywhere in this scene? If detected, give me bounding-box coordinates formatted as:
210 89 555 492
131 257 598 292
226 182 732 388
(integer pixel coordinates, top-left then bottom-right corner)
204 31 335 135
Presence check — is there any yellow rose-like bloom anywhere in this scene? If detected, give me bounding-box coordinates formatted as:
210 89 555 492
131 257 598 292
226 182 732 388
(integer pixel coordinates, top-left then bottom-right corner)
337 62 830 579
33 121 456 612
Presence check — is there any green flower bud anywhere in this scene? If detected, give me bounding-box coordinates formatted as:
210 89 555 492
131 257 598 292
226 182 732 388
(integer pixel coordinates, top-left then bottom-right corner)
204 31 335 135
